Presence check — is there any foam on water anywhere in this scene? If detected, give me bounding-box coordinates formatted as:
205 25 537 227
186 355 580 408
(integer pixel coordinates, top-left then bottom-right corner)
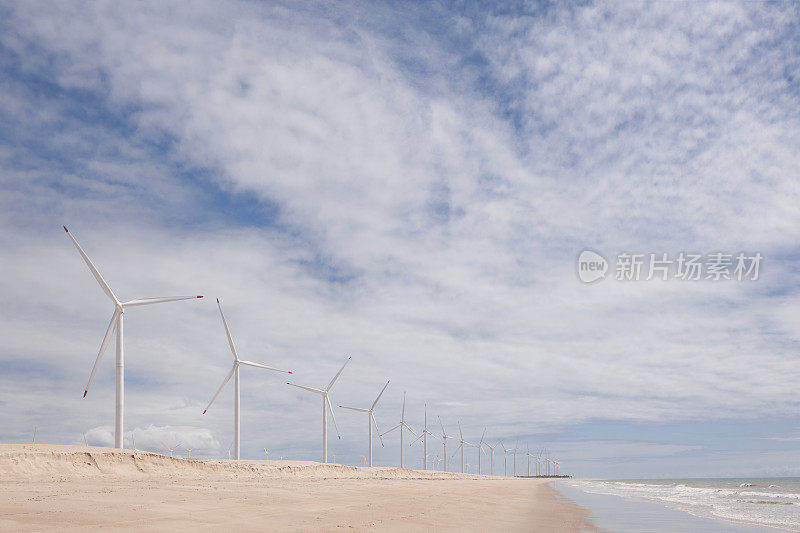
567 478 800 531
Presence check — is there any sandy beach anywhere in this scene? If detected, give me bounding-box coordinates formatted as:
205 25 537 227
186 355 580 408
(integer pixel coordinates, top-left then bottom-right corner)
0 444 597 532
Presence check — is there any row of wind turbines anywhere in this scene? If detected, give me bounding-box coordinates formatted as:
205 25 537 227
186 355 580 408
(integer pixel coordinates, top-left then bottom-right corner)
65 227 561 475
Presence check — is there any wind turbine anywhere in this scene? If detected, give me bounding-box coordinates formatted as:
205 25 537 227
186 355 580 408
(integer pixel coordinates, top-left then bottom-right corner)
163 442 181 458
410 405 437 470
455 422 471 473
64 226 203 449
498 442 509 476
287 356 350 463
525 444 533 477
381 392 418 468
484 441 496 476
202 299 291 460
475 428 486 475
512 441 518 476
264 448 269 460
186 448 193 459
340 380 390 467
437 417 456 472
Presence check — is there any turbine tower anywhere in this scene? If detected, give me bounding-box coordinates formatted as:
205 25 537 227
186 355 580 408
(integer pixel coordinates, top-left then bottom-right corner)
437 416 456 472
476 428 486 475
65 226 203 449
381 391 417 468
484 441 496 476
525 444 534 477
499 441 509 476
340 380 390 467
202 299 291 460
287 356 351 463
410 405 437 470
455 422 471 473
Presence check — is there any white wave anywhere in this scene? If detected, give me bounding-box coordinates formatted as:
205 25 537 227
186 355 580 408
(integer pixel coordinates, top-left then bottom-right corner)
567 479 800 531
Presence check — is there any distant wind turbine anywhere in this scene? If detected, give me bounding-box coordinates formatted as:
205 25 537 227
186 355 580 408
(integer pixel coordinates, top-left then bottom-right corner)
437 417 457 472
203 299 291 460
512 441 518 476
476 428 486 475
65 226 203 448
525 444 533 477
410 404 437 470
498 442 509 476
163 442 181 458
340 380 390 467
186 448 193 459
381 392 417 468
455 422 471 473
264 448 269 460
287 356 351 463
484 440 496 476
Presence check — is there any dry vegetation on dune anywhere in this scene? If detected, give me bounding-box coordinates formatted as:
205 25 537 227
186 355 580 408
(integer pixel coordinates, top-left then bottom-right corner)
0 444 598 532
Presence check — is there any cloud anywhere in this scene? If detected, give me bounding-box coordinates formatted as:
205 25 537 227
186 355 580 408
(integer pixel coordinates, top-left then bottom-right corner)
84 425 221 457
1 1 799 474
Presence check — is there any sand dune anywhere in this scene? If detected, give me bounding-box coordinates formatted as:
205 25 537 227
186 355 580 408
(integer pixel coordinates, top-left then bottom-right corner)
0 444 599 532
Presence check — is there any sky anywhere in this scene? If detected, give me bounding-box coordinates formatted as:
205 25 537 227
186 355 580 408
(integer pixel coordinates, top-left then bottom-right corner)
1 0 800 478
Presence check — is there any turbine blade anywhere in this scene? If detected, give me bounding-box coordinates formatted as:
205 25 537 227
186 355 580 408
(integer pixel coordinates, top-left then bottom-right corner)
64 227 118 304
401 392 406 421
326 396 341 438
326 356 351 391
372 413 384 447
286 382 325 395
409 431 425 445
239 360 290 373
339 405 370 413
83 309 119 396
438 416 446 436
216 299 239 361
381 423 401 436
479 428 486 445
122 295 203 307
371 380 390 410
458 422 463 440
402 423 418 437
203 365 235 413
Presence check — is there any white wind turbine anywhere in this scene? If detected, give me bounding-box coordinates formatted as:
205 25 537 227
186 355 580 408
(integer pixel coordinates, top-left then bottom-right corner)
437 416 457 472
185 448 193 459
484 441 496 476
381 392 418 468
410 404 437 470
264 448 269 460
512 441 518 476
340 380 390 467
454 422 471 473
475 428 486 475
287 356 350 463
65 227 203 449
525 444 534 477
202 299 291 460
163 441 181 458
498 442 509 476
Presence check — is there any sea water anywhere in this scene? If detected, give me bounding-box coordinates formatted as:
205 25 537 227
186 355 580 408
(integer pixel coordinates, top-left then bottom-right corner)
566 478 800 531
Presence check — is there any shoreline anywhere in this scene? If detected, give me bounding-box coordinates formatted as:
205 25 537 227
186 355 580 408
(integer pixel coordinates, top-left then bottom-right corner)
0 444 599 532
556 480 787 533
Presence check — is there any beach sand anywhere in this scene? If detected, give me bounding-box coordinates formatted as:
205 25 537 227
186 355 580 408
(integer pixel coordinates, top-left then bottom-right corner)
0 444 598 532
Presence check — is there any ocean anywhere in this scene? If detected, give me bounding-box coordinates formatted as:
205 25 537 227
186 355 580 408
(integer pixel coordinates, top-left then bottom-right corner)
564 478 800 531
